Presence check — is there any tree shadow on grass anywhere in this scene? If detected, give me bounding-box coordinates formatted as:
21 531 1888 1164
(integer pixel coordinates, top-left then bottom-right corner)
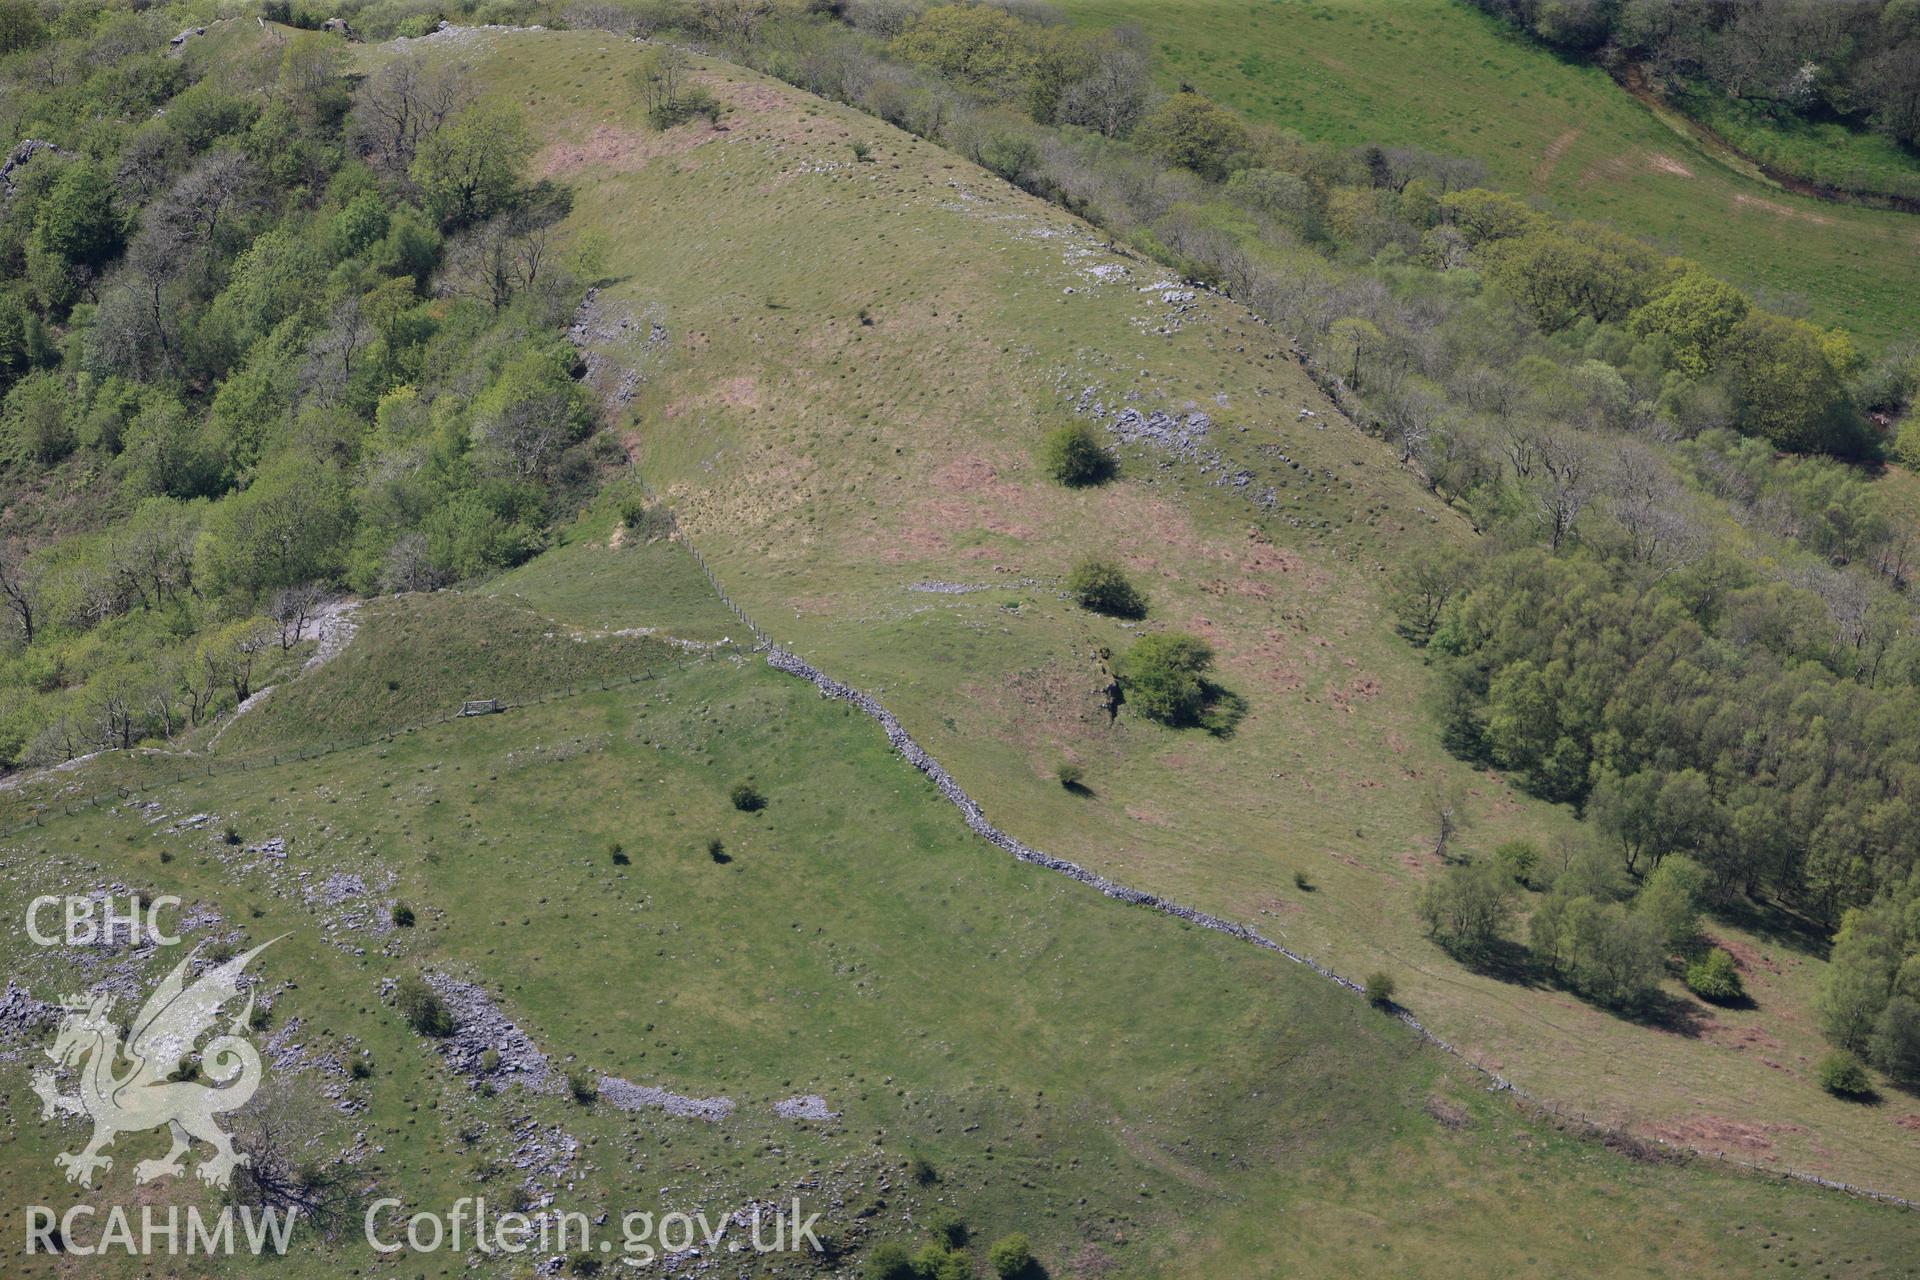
1449 938 1549 990
1198 683 1247 738
1616 989 1713 1039
1706 894 1832 962
1447 943 1713 1037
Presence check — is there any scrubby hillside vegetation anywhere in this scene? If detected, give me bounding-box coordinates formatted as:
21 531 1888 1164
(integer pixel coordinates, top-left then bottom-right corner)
1061 0 1920 346
2 1 1920 1273
0 13 614 768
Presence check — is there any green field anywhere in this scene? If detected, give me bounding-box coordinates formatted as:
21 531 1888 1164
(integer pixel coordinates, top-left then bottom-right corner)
5 570 1918 1278
1058 0 1920 344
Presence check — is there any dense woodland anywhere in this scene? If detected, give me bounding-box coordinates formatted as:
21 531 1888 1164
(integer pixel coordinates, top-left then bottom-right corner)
2 0 1918 1088
0 11 609 767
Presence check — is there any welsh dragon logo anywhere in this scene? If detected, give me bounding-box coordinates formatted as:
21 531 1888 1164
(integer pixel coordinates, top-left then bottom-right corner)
30 939 277 1189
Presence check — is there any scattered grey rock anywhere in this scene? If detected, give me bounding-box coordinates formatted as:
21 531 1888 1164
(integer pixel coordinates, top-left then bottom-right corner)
0 981 58 1062
772 1094 838 1121
1 139 65 195
597 1075 734 1122
303 599 360 670
426 974 552 1092
1075 388 1278 512
505 1115 578 1203
307 872 365 907
568 288 669 406
906 580 993 594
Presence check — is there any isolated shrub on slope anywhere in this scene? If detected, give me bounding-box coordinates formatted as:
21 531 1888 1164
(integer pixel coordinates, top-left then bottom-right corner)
395 973 453 1037
1116 632 1213 726
1684 948 1745 1004
1067 557 1146 618
1038 420 1115 487
1817 1050 1873 1099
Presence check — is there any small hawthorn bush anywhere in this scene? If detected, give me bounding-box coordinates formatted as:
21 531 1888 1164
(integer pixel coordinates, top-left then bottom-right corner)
730 782 766 812
1684 947 1745 1004
1494 839 1541 887
987 1232 1033 1278
1365 972 1397 1008
863 1243 915 1280
1067 557 1147 618
926 1209 968 1247
395 974 454 1038
1117 632 1215 726
1817 1050 1873 1099
1039 421 1116 487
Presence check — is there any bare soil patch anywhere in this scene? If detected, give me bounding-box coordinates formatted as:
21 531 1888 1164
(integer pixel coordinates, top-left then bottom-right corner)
1532 128 1581 189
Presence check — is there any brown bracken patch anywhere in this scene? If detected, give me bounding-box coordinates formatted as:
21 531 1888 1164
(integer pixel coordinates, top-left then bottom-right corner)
535 123 718 178
1646 1114 1805 1158
1714 937 1782 976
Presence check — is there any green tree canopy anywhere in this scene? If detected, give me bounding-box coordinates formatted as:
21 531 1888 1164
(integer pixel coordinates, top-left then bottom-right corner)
1118 631 1216 726
892 4 1037 91
201 454 354 599
1627 268 1751 375
411 103 531 229
1136 92 1249 181
1721 311 1862 455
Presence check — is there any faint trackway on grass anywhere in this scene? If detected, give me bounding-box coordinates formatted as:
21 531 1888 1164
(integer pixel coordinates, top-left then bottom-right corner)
628 477 1917 1209
205 599 360 753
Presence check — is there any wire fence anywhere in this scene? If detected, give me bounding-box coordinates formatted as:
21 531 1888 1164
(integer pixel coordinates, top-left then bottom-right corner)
630 480 770 649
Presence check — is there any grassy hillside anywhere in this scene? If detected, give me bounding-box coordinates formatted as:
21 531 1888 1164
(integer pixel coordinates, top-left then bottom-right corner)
381 28 1920 1198
4 21 1917 1278
3 568 1917 1278
1058 0 1920 345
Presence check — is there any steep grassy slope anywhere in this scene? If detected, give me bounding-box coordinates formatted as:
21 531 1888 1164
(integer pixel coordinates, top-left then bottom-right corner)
398 28 1920 1197
1060 0 1920 345
3 555 1917 1278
